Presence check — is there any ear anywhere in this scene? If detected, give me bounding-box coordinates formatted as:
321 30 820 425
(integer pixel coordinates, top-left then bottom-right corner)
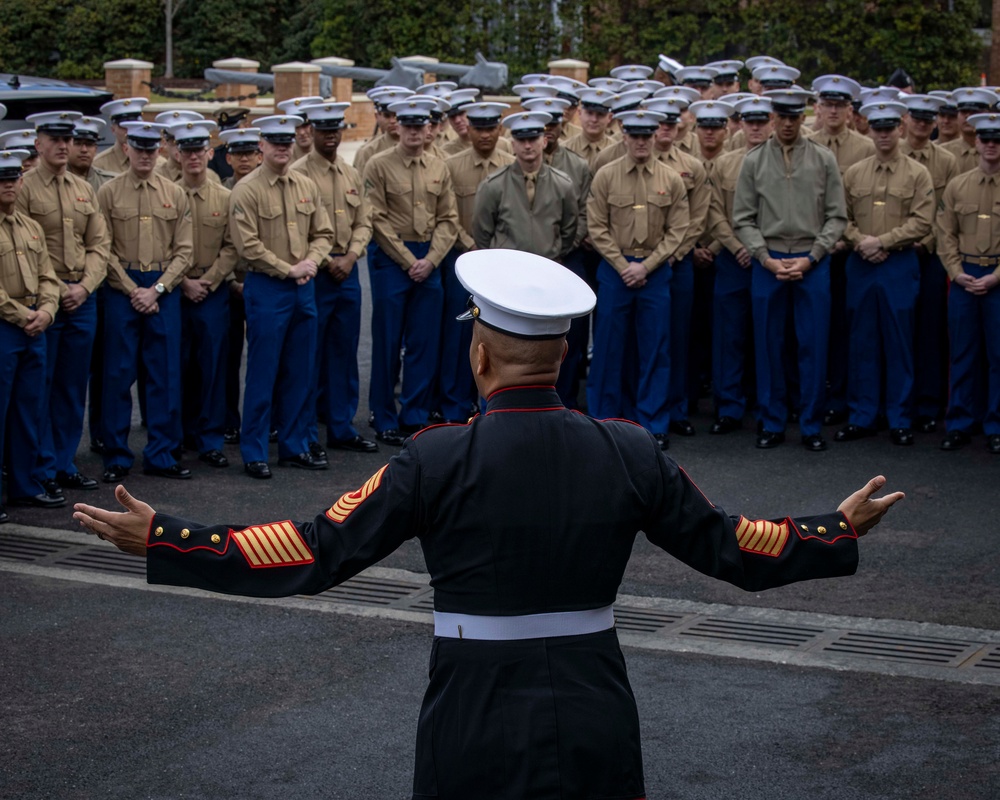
476 342 489 376
560 339 569 363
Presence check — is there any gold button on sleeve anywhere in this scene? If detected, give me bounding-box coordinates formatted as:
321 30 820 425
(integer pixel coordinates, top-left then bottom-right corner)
154 526 164 536
839 521 848 530
180 528 191 539
817 526 827 535
211 534 221 544
801 525 809 532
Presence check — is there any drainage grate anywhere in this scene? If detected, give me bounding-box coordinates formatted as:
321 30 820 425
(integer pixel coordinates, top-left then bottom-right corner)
973 645 1000 671
822 632 979 665
0 534 74 562
312 576 424 607
53 549 147 576
679 618 823 648
615 608 686 633
5 529 1000 685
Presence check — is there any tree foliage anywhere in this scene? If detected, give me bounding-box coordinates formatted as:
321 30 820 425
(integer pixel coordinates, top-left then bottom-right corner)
0 0 985 90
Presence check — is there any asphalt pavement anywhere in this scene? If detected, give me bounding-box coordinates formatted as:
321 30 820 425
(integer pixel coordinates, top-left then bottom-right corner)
3 250 1000 798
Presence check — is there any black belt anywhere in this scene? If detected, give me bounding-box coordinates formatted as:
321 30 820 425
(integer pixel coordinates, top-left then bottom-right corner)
960 254 1000 267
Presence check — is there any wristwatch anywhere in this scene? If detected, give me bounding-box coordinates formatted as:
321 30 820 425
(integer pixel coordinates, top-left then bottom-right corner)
154 282 166 295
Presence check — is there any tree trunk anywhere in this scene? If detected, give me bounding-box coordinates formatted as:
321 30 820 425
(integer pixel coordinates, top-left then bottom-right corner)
164 0 174 79
992 0 1000 85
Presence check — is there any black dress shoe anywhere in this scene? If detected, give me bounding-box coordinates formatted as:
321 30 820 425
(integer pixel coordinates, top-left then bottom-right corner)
709 416 741 435
224 428 240 444
0 505 8 524
8 492 66 509
915 416 937 434
834 424 877 442
940 430 971 451
103 465 129 483
308 442 329 465
822 409 848 426
244 461 272 479
41 478 65 498
144 463 192 479
278 452 328 470
269 429 278 443
669 419 696 437
756 430 786 449
56 472 99 491
328 434 379 453
801 434 828 452
988 434 1000 454
428 410 444 424
653 433 670 451
198 449 230 468
89 437 106 455
889 428 914 446
376 429 407 447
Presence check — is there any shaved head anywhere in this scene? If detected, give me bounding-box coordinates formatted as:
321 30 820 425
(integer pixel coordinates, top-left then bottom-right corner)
470 322 568 397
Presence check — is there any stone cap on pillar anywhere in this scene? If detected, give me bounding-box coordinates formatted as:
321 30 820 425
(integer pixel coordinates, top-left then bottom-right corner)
272 61 322 74
312 57 356 68
104 58 155 70
548 59 590 70
399 55 440 65
213 58 260 70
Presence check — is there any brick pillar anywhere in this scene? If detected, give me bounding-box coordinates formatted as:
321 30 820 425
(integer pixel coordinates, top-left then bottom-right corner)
400 55 438 85
103 59 154 100
311 57 355 103
548 58 590 84
272 62 323 106
212 57 261 107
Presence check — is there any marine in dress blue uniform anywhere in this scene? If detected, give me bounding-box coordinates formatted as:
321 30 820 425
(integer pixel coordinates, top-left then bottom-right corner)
75 250 904 799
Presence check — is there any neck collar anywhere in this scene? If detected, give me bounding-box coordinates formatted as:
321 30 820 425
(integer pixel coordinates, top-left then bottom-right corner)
485 385 563 414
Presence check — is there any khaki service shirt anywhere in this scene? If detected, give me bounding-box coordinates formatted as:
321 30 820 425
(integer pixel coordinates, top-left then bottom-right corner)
183 180 239 291
363 146 459 268
0 210 61 326
705 147 748 257
812 128 876 177
353 133 396 176
843 152 935 250
97 171 193 294
446 146 515 252
92 141 129 175
16 162 110 295
901 141 960 251
591 140 627 174
941 137 979 175
655 146 710 258
472 161 578 261
733 134 847 263
936 168 1000 280
587 154 690 274
545 146 592 247
564 131 617 171
292 150 372 259
228 163 334 279
78 166 116 195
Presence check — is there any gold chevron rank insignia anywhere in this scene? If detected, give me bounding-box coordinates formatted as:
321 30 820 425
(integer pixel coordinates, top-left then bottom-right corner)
232 521 314 569
326 465 388 523
735 516 789 557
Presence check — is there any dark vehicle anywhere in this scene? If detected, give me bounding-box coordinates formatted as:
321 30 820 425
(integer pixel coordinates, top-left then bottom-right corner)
0 73 113 142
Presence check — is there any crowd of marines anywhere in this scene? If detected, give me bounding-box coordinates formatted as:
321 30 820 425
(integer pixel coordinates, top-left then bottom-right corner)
1 51 999 521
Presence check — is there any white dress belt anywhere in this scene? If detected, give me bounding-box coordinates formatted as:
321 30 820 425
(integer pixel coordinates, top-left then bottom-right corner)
433 605 615 640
